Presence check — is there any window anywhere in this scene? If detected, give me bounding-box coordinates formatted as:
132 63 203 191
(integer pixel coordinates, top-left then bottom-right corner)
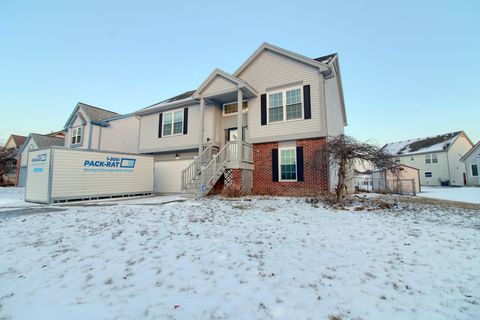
425 172 432 178
163 109 184 136
223 101 248 115
395 158 401 163
71 126 83 145
471 164 479 177
268 87 303 123
410 157 414 161
279 148 297 181
425 153 438 164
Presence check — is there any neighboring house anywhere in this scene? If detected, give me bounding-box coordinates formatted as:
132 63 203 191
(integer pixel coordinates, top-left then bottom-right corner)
63 102 139 153
15 133 66 187
135 42 347 195
0 134 26 186
460 141 480 186
382 131 473 186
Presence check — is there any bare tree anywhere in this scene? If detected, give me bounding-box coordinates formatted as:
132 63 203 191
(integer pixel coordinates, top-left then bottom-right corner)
0 148 18 186
323 135 397 207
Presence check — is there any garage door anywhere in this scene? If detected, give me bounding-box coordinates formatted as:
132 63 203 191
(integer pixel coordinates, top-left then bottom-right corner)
154 160 194 193
18 166 27 187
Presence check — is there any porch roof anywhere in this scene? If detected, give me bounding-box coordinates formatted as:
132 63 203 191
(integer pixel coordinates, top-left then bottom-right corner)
192 68 258 101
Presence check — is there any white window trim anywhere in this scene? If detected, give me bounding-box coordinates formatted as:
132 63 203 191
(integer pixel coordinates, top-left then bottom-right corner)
267 86 304 124
471 163 479 177
162 108 184 137
70 126 83 146
425 153 438 164
222 100 248 116
278 147 297 182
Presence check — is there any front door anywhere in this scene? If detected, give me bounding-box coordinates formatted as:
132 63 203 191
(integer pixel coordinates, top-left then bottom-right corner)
227 128 238 142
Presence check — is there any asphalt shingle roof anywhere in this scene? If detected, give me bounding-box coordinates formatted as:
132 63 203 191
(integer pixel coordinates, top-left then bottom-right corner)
31 134 65 148
78 103 119 122
382 131 462 156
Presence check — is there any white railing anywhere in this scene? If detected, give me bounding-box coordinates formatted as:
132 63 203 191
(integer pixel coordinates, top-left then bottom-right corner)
200 142 232 189
181 144 213 191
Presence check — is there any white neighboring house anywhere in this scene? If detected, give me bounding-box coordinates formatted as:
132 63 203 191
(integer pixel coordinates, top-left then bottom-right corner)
64 103 139 154
382 131 474 186
460 141 480 186
16 133 65 187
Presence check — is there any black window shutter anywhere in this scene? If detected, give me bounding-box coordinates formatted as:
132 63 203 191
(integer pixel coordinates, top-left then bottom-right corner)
183 108 188 134
261 94 267 125
272 148 279 182
303 85 311 119
296 146 304 182
158 113 163 138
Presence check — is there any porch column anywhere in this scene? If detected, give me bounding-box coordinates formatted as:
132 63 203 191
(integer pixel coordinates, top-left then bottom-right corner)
199 97 205 155
237 89 243 161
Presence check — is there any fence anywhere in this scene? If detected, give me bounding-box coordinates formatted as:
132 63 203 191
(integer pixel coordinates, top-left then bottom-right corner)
353 177 417 196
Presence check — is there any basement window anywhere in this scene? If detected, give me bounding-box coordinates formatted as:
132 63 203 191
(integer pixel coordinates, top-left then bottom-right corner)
279 147 297 181
425 172 433 178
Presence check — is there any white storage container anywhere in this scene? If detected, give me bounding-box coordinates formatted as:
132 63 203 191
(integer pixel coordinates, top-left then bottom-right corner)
25 147 154 203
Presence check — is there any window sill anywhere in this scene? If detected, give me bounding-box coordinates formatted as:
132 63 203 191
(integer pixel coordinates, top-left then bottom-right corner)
267 117 306 125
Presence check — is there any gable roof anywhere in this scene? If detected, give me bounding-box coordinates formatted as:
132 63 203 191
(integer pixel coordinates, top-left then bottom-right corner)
5 134 27 149
193 68 258 99
314 53 337 64
18 133 65 155
382 131 467 156
78 103 119 123
234 42 330 76
64 102 119 129
460 141 480 161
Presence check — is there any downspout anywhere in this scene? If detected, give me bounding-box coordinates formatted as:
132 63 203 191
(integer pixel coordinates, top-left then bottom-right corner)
88 124 93 149
98 126 102 151
446 151 452 184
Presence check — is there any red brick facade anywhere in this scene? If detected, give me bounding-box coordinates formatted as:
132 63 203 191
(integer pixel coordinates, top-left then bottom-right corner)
252 137 329 196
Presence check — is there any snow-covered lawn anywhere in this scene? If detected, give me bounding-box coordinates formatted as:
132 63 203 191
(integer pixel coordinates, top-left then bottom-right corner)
0 189 479 320
419 186 480 204
0 187 30 210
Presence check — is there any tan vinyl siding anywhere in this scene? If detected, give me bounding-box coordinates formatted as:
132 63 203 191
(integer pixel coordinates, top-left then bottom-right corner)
325 75 345 136
446 134 473 186
237 49 326 143
100 116 139 153
201 76 238 97
138 103 201 153
50 148 153 200
20 140 38 166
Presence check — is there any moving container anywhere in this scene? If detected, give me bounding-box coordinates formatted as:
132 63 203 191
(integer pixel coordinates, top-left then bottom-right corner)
25 147 154 203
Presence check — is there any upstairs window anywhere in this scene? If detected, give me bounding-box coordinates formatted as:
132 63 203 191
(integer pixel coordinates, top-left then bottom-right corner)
471 164 479 177
425 153 438 164
268 87 303 123
163 109 184 136
71 126 83 145
223 101 248 115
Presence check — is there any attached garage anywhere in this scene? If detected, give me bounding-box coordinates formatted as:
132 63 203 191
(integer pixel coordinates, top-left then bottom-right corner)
154 160 193 193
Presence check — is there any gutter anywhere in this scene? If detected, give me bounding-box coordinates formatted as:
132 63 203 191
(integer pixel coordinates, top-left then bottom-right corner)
135 97 196 116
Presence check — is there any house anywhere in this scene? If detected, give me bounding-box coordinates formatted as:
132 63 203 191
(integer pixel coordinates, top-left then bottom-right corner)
15 132 66 187
0 134 26 186
63 102 139 154
460 141 480 186
134 42 347 196
371 164 421 195
382 131 474 186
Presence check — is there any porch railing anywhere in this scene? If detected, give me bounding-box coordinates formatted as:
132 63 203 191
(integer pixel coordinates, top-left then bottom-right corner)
181 144 213 191
200 142 232 188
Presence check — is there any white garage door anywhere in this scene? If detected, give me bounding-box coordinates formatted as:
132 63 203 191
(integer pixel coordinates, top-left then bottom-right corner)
154 160 194 193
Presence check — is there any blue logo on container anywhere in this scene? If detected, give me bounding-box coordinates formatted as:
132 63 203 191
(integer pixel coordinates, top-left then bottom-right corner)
120 158 136 168
33 168 44 173
32 154 47 163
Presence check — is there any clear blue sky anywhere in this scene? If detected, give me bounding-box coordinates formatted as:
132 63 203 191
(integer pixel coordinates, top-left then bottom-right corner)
1 0 479 146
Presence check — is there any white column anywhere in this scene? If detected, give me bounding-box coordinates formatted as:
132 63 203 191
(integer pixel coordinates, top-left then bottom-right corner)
237 89 243 161
199 97 205 155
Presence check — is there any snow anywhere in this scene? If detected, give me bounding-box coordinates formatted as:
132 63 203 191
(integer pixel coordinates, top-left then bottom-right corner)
419 186 480 204
0 189 479 320
382 133 458 156
0 187 33 211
